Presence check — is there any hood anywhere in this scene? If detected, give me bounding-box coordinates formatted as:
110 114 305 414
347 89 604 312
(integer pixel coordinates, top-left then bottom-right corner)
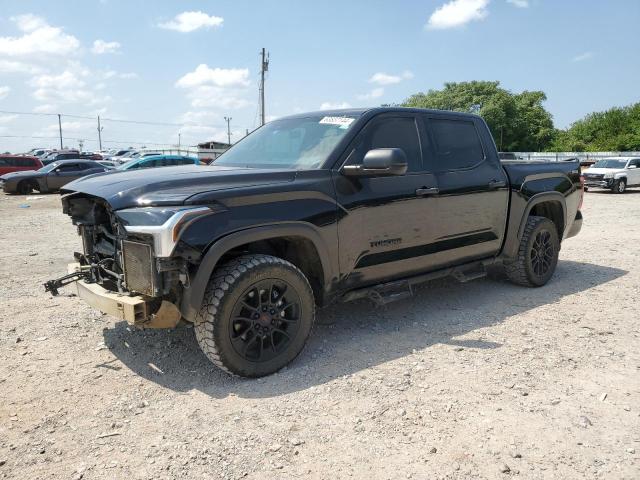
584 168 624 175
62 165 297 210
0 170 44 181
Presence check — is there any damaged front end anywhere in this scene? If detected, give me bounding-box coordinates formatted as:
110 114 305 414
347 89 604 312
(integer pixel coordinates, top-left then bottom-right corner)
45 192 214 328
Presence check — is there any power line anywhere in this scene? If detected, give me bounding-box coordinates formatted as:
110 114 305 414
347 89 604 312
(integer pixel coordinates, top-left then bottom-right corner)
0 109 252 130
0 134 197 148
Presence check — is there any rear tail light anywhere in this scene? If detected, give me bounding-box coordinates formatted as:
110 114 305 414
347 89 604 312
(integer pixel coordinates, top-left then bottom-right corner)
578 172 585 210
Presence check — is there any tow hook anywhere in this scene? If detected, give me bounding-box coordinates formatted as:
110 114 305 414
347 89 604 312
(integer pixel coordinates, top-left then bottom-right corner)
44 270 90 296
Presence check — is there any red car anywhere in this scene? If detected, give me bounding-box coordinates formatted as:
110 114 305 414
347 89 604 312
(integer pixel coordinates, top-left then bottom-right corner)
0 155 43 176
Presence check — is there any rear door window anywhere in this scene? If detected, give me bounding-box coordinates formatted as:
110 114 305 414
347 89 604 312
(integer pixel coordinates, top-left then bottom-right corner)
427 118 485 171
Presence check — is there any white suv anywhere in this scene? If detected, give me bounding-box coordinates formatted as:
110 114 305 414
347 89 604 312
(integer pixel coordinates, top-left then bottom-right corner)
583 157 640 193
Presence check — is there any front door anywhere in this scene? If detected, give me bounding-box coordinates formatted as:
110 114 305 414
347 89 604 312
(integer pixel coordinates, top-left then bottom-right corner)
47 163 83 190
333 113 441 289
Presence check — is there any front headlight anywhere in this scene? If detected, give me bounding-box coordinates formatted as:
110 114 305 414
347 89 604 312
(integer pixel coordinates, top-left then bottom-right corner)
603 173 614 179
115 206 221 257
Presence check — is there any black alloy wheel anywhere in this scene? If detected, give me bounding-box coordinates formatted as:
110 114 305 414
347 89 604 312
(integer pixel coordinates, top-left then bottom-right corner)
229 279 301 362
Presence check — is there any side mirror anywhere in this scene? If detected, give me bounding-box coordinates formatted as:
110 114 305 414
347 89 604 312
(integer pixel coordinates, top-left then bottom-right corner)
628 165 637 169
342 148 408 177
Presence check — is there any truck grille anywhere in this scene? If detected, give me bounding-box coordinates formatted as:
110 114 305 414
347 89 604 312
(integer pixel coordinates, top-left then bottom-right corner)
122 240 155 296
585 173 604 180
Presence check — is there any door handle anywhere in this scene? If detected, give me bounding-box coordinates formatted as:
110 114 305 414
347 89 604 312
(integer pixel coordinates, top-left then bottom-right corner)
488 179 507 189
415 187 439 196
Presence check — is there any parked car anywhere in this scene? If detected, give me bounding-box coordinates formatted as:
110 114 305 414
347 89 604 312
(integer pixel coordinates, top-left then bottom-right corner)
582 157 640 193
46 107 583 378
0 159 108 194
41 150 81 165
109 150 139 164
97 160 117 169
115 155 200 170
0 155 43 176
80 152 103 161
103 149 133 161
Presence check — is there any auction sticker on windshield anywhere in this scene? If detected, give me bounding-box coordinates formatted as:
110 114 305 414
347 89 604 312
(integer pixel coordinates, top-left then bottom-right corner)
319 116 355 129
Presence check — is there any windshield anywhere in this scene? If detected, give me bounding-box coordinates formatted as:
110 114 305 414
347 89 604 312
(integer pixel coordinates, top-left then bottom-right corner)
214 115 359 169
592 160 627 169
38 162 60 173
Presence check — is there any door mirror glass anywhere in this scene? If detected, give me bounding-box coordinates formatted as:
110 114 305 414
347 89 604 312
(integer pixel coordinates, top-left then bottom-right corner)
342 148 408 177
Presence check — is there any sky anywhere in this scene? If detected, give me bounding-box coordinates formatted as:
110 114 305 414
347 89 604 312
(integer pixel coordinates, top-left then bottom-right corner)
0 0 638 153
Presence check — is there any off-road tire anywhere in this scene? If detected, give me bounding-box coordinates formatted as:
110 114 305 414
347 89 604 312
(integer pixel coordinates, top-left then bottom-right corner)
16 180 33 195
194 254 315 377
505 216 559 287
612 179 626 194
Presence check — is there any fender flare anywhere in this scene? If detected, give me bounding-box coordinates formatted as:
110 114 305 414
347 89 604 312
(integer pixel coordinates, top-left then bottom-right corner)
180 222 336 322
516 192 567 240
501 191 568 261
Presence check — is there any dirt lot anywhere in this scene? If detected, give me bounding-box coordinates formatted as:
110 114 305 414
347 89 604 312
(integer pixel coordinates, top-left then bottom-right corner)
0 190 639 480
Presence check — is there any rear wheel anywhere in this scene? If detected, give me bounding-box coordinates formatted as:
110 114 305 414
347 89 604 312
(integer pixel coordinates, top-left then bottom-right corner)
505 216 559 287
16 181 33 195
194 254 315 377
612 179 626 194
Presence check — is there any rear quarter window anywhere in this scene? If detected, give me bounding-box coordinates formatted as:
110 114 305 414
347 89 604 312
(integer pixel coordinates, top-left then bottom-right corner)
429 118 485 171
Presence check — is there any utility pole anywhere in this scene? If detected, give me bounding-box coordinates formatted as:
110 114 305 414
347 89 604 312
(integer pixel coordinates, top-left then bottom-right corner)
178 133 181 151
57 114 63 149
224 116 232 145
78 139 84 152
259 47 269 126
97 115 103 150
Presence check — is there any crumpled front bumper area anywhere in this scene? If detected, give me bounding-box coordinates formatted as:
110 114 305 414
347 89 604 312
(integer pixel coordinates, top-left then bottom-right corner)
67 263 148 323
65 263 181 328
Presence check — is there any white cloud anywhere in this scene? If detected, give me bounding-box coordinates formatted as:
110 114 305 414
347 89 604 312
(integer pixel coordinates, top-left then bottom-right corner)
0 86 10 100
159 11 224 33
357 87 385 101
507 0 528 7
29 68 110 106
0 14 80 57
176 64 250 88
572 51 593 62
33 104 58 113
0 114 17 123
0 59 44 74
319 102 352 110
103 70 138 80
427 0 490 30
369 71 414 86
176 65 251 110
92 39 121 54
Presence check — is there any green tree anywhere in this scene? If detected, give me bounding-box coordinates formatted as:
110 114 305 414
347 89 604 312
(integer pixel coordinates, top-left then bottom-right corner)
552 103 640 151
402 81 554 151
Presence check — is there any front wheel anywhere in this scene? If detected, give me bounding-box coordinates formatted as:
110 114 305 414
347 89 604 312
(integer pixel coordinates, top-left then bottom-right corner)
194 254 315 377
505 216 560 287
612 179 626 194
16 181 33 195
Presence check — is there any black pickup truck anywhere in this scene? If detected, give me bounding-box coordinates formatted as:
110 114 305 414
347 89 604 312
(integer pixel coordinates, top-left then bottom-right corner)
46 108 583 377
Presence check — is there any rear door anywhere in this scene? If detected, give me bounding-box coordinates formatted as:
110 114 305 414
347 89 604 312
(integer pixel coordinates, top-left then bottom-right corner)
422 114 509 265
333 113 442 288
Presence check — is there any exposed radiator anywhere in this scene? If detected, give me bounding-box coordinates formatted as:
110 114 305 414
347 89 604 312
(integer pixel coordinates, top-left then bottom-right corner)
122 240 155 296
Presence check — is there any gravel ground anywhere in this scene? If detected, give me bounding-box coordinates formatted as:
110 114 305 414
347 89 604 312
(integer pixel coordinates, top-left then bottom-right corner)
0 190 639 480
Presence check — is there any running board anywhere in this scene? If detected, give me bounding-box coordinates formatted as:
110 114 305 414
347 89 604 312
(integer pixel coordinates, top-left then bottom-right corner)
342 259 493 306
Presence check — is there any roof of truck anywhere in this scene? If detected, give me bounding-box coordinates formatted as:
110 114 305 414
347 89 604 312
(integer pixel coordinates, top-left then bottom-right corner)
280 107 481 121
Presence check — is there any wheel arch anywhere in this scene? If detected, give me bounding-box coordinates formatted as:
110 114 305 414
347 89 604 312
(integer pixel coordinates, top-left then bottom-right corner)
522 194 566 240
501 191 567 262
180 223 335 322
